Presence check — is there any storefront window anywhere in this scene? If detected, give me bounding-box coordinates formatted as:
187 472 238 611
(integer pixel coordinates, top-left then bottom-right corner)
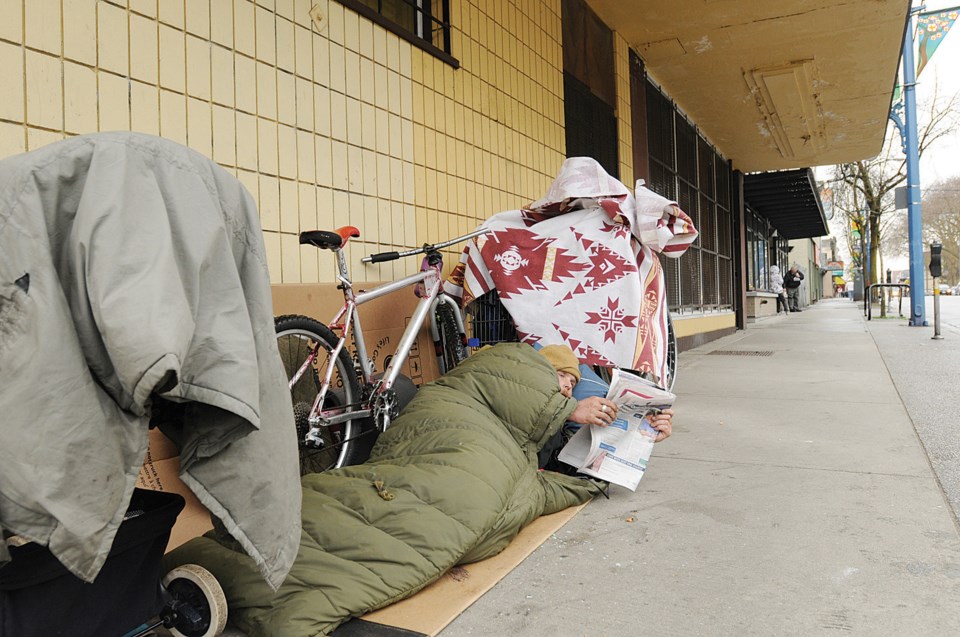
745 207 790 291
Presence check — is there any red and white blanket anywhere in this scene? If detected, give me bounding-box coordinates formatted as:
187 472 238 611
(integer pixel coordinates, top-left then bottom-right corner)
444 157 698 384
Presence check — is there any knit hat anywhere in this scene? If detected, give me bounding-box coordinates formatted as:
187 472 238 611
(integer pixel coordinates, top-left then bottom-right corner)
539 344 581 382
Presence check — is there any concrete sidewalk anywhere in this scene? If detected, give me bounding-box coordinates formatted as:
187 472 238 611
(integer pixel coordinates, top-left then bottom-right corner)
444 298 960 636
863 299 960 529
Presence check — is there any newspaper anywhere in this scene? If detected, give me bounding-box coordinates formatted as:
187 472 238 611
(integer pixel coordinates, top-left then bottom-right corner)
557 369 675 491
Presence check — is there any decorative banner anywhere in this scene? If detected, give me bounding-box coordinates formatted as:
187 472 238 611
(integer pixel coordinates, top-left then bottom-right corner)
917 9 959 77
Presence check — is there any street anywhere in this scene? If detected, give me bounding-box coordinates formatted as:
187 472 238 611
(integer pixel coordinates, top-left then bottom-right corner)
926 294 960 333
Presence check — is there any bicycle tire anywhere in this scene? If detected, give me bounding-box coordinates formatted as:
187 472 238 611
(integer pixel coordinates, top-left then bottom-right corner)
664 313 678 392
434 301 468 374
274 314 370 474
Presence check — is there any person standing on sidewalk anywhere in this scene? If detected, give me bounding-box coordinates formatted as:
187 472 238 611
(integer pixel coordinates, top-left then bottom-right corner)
784 265 804 311
769 264 789 314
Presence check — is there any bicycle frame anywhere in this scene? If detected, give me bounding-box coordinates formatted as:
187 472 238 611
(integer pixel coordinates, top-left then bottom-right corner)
292 227 487 436
333 268 442 391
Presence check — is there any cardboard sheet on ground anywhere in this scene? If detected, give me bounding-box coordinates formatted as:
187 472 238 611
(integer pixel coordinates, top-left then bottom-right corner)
332 503 589 637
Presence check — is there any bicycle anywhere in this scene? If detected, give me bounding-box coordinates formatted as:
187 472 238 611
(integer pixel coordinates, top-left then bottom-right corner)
274 226 488 475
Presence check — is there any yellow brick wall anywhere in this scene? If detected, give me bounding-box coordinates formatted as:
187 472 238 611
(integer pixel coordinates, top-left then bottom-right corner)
0 0 611 286
406 1 567 280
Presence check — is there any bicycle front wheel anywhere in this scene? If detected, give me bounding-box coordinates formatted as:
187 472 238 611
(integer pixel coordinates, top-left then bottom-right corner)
275 314 369 474
434 301 468 374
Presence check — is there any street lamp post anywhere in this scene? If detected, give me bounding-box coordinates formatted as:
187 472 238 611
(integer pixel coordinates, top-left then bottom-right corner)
902 9 927 326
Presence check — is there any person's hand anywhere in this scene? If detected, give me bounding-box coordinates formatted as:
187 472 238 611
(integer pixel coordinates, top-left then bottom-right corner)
569 396 618 427
649 408 674 442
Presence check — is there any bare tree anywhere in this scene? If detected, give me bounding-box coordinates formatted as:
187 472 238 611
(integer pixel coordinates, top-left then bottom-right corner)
830 84 958 289
921 175 960 285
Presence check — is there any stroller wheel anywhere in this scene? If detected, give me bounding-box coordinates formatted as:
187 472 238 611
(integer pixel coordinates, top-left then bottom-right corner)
162 564 228 637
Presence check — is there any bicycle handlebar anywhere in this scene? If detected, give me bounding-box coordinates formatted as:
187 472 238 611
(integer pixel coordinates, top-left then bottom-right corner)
367 251 400 263
362 227 490 264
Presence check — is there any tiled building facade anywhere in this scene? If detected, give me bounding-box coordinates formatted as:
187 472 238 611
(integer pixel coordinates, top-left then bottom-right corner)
3 0 886 345
0 0 638 285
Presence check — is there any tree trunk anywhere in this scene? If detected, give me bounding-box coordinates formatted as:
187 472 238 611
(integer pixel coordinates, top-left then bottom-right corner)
870 210 882 313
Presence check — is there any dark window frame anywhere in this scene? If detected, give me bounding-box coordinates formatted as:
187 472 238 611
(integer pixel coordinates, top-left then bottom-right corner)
336 0 459 68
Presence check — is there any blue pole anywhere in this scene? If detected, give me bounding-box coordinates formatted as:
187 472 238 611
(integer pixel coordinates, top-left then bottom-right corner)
903 10 927 326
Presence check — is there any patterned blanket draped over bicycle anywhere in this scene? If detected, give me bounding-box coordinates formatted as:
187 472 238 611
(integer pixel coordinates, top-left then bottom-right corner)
445 157 698 384
163 344 601 636
0 132 300 589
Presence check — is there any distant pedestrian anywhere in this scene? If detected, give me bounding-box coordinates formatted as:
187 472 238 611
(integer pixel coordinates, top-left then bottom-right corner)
784 265 804 311
769 264 789 314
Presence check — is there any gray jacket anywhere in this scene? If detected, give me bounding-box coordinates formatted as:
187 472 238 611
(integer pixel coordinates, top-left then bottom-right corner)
0 132 300 589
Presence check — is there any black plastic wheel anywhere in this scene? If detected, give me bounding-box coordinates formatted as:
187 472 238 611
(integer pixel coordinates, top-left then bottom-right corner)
275 314 370 474
162 565 227 637
434 301 468 374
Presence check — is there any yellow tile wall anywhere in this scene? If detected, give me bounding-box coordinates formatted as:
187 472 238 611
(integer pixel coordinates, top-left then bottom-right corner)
0 0 625 289
405 0 568 277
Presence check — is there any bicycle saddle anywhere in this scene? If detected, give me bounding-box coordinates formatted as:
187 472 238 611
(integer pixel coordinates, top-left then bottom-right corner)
300 226 360 250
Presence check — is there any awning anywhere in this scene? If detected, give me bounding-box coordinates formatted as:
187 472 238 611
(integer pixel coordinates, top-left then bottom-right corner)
743 168 828 239
834 276 846 286
586 1 908 172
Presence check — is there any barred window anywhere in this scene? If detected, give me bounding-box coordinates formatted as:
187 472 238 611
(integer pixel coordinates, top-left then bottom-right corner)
338 0 457 66
645 78 734 313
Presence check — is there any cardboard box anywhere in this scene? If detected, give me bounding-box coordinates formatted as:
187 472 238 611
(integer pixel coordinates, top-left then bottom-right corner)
359 504 588 634
271 282 442 386
137 428 213 552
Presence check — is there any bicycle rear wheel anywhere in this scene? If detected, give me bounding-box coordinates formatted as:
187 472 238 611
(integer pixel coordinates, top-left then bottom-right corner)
664 313 677 392
434 301 468 374
274 315 369 474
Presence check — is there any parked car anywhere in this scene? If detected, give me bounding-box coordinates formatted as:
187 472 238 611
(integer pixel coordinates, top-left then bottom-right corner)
939 284 952 295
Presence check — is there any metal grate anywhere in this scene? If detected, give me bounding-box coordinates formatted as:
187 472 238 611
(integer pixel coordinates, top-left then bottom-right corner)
645 76 734 315
681 247 702 307
708 350 774 357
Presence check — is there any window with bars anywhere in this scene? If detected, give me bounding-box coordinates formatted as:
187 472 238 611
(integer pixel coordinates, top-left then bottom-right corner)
338 0 456 66
645 78 734 313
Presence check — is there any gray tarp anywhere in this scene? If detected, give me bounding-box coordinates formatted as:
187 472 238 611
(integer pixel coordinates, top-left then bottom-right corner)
0 132 300 589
